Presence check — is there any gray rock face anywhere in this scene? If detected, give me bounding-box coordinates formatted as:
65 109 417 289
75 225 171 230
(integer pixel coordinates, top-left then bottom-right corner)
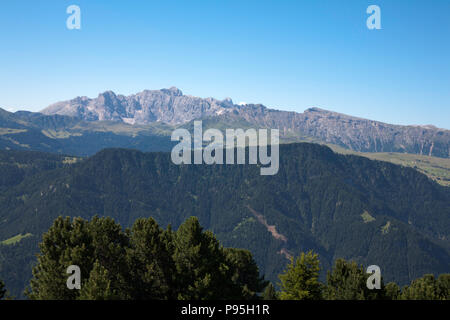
41 87 237 125
41 88 450 158
294 108 450 157
234 105 450 157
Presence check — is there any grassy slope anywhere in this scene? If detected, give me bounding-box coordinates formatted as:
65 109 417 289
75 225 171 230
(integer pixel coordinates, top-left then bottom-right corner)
1 233 32 245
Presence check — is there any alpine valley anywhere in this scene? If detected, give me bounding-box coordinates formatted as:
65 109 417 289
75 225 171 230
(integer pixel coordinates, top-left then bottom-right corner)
0 88 449 298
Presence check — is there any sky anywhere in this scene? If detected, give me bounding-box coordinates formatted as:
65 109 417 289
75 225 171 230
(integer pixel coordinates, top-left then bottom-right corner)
0 0 449 129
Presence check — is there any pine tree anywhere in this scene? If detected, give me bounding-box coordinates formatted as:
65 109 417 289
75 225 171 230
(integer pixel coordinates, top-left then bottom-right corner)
262 283 278 300
27 217 90 300
437 274 450 300
78 260 118 300
400 274 440 300
172 217 232 300
27 216 129 300
223 248 267 299
324 259 385 300
26 215 269 300
384 282 401 300
126 217 175 299
278 250 322 300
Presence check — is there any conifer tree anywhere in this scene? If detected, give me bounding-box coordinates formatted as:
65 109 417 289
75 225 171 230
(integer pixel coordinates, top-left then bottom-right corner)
262 283 278 300
437 274 450 300
27 217 90 300
126 217 175 299
384 282 401 300
278 250 322 300
400 274 440 300
324 259 385 300
172 217 232 300
223 248 267 299
27 216 129 300
27 215 267 300
78 260 119 300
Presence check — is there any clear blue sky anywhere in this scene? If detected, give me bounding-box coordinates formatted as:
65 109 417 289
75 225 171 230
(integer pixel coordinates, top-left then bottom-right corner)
0 0 449 129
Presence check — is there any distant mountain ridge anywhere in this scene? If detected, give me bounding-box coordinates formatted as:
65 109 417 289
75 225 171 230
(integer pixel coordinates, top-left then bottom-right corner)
40 88 450 158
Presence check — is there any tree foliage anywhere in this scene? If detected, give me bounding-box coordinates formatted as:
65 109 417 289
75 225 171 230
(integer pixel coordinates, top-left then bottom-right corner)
223 248 268 299
26 216 266 300
384 282 401 300
276 255 450 300
27 216 129 300
262 283 278 300
400 274 450 300
323 259 385 300
278 251 322 300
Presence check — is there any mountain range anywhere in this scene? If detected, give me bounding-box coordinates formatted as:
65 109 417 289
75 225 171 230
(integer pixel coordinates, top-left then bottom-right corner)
2 88 449 185
40 87 450 158
0 88 449 298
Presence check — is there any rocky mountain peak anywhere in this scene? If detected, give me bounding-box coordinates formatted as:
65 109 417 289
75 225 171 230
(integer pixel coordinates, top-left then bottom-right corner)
160 87 183 97
41 88 240 125
39 88 450 158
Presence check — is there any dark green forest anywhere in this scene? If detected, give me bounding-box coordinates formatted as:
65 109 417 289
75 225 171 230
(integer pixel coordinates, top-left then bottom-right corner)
0 216 448 300
25 216 266 300
275 250 449 300
0 143 449 299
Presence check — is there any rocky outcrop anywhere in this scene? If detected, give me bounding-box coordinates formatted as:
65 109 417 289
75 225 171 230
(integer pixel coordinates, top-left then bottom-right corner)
41 88 450 158
41 87 236 125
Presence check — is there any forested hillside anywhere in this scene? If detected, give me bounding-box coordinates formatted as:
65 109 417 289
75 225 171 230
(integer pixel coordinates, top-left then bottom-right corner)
3 216 448 300
0 143 449 298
